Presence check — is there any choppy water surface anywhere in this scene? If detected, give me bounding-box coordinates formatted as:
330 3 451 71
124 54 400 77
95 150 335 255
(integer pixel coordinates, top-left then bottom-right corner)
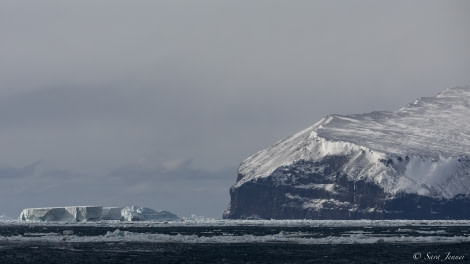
1 220 469 263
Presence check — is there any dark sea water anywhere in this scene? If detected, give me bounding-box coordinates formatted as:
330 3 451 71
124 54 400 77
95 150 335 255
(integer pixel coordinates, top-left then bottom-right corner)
1 220 469 263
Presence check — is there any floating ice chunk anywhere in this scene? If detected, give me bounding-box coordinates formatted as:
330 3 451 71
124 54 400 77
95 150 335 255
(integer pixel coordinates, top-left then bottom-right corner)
63 230 74 236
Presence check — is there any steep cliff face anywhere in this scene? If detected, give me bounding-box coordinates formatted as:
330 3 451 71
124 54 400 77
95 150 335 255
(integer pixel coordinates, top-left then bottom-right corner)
224 86 470 219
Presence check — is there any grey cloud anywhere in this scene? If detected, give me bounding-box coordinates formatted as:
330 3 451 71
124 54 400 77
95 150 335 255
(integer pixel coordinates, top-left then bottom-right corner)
0 87 131 128
108 160 236 183
0 1 469 218
0 161 40 179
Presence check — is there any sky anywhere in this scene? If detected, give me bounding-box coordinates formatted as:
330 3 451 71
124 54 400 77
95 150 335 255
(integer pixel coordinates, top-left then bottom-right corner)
1 1 469 218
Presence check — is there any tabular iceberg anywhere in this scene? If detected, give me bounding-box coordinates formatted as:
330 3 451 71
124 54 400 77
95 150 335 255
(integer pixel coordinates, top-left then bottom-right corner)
19 205 180 222
224 86 470 219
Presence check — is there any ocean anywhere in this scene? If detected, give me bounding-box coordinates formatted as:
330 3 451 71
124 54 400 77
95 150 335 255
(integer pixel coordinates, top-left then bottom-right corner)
1 220 469 263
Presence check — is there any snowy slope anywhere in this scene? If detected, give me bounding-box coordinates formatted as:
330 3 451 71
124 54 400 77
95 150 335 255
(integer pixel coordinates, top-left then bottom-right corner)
316 86 470 157
235 86 470 200
226 86 470 219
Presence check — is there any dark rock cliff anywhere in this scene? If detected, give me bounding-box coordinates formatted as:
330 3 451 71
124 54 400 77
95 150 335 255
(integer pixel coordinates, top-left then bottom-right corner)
224 159 470 220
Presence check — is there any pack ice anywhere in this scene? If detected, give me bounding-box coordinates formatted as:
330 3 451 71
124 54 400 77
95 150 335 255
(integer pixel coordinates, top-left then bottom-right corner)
224 86 470 220
19 205 180 222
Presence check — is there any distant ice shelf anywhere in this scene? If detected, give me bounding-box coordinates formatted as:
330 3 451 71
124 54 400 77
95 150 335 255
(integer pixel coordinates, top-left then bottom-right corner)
19 205 180 222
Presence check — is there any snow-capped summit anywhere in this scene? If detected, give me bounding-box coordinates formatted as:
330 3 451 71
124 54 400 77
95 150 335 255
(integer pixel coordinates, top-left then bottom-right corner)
225 86 470 220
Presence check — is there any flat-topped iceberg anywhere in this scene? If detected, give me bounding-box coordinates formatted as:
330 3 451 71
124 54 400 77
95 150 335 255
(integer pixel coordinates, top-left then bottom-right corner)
19 205 180 222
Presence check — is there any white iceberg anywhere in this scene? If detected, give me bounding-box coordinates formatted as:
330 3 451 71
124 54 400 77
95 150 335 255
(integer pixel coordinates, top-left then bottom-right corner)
121 206 180 221
19 205 180 222
101 207 122 220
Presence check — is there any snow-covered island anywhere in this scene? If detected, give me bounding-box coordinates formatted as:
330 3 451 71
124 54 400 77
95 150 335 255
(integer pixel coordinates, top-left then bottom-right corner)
224 86 470 220
19 205 180 222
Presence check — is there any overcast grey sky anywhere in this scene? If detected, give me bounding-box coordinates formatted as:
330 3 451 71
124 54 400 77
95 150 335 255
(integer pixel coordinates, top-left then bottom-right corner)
1 1 469 218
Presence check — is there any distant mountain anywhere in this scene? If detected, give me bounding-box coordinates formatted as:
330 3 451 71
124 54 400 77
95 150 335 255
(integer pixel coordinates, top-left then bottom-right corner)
224 86 470 219
0 215 13 221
